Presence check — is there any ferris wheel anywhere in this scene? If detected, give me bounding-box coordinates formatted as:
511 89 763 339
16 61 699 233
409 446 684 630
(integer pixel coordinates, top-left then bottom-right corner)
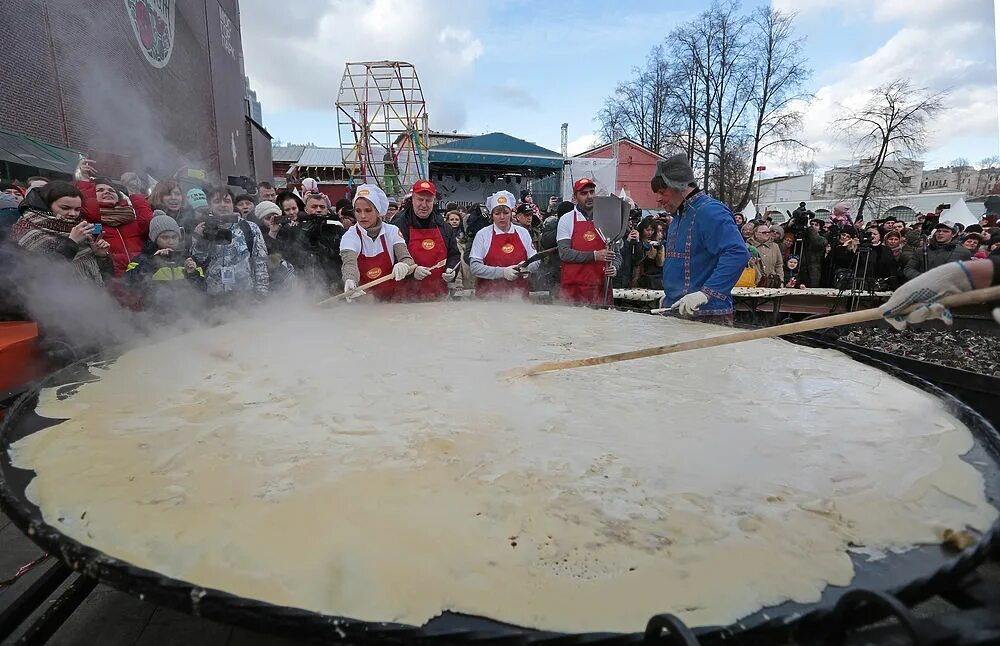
335 61 429 197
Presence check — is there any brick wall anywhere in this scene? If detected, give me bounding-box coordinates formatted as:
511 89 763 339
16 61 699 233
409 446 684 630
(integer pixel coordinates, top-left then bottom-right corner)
0 0 255 182
580 141 664 210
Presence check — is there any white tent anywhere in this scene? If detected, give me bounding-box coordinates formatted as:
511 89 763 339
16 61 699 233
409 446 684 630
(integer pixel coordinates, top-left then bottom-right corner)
741 199 757 219
940 198 979 227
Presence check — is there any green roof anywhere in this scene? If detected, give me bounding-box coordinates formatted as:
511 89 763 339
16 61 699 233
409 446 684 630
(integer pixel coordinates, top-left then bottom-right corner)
0 129 82 176
429 132 562 169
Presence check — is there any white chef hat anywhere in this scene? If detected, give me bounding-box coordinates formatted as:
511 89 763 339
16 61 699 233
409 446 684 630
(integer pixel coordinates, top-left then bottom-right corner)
353 184 389 216
486 190 516 213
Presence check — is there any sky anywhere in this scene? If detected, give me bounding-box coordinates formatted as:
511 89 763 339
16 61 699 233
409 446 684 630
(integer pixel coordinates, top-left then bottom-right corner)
240 0 1000 179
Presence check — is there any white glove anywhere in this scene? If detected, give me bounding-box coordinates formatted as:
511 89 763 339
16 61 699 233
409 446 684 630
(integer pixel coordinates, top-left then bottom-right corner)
670 291 709 317
442 267 457 283
879 261 974 330
502 266 520 281
343 279 366 303
392 262 411 281
413 265 432 280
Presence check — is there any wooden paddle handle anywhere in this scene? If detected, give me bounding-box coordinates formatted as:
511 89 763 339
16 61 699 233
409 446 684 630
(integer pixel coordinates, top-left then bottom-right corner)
318 259 447 305
515 285 1000 377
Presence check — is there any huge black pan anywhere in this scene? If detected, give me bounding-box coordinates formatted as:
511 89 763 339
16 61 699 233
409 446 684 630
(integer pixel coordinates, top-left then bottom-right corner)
2 338 999 644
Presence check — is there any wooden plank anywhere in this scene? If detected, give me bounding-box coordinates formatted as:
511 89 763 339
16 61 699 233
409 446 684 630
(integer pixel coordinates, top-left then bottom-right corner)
45 584 156 646
133 605 233 646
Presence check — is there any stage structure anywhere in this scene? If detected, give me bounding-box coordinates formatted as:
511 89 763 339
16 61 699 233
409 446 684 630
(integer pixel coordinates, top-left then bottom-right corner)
335 61 429 196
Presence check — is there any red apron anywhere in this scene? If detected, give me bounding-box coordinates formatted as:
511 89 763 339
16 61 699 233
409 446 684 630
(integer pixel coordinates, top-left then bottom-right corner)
355 225 396 302
402 225 447 301
477 228 529 299
560 215 607 304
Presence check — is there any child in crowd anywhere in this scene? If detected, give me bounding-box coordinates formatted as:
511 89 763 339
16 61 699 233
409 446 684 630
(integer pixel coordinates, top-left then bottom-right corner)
125 212 205 312
784 255 804 289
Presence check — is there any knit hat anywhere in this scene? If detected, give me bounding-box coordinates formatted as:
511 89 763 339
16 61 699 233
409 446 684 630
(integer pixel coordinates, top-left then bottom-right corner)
254 200 280 220
654 154 696 186
186 187 208 209
148 211 181 242
520 189 532 200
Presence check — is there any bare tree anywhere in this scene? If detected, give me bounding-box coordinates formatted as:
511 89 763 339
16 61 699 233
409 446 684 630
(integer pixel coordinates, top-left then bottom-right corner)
595 46 672 152
978 155 1000 169
836 80 947 221
735 6 812 210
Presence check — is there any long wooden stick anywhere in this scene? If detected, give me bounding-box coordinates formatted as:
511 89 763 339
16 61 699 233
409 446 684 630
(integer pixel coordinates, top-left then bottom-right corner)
318 259 447 305
505 285 1000 379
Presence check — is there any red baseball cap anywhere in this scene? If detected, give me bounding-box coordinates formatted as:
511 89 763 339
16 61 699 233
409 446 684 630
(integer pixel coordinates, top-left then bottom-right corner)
412 180 436 195
573 177 596 193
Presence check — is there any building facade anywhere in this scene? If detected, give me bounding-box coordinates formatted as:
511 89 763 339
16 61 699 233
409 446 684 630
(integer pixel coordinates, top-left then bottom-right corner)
750 174 812 207
0 0 270 186
820 159 924 199
576 139 665 209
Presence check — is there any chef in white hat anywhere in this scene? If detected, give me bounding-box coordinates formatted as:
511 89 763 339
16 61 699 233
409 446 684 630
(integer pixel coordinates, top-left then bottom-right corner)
339 184 414 301
469 190 537 298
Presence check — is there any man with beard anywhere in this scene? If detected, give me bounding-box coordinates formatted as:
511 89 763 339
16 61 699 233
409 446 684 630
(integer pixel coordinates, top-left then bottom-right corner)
903 222 973 281
557 178 618 304
649 155 748 323
389 179 460 301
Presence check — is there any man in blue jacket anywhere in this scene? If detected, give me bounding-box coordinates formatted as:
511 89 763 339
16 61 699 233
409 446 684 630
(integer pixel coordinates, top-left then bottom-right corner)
653 154 749 325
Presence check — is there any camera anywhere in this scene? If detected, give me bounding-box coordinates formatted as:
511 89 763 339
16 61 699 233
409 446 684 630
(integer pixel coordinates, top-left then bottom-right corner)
200 217 233 244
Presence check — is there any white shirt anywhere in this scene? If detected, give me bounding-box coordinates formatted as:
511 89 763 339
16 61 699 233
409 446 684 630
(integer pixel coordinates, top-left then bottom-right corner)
470 224 537 267
340 222 405 260
557 208 605 242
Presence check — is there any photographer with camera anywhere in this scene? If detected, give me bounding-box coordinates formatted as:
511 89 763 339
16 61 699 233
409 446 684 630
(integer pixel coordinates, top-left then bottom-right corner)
783 209 827 288
124 212 206 312
189 186 268 301
903 222 972 282
293 193 344 294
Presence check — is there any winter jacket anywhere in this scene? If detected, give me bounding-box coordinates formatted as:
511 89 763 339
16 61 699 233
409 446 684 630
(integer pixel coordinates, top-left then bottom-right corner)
189 219 269 296
124 241 206 312
903 240 973 281
78 179 153 276
755 239 784 283
390 205 462 269
0 195 19 245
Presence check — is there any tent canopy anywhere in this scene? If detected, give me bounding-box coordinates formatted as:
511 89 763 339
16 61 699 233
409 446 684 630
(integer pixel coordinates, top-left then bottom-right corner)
0 129 82 176
940 198 979 227
429 132 562 170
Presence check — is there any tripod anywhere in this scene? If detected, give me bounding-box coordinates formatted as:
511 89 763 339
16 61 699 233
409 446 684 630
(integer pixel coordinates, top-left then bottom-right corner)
848 240 876 312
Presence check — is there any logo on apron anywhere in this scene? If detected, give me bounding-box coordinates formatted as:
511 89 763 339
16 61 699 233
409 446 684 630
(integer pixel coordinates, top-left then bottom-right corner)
421 239 436 250
583 230 597 242
366 267 382 280
125 0 175 69
502 243 515 254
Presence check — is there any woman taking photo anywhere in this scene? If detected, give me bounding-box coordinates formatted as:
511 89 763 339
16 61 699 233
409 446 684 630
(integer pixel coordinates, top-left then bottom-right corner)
631 217 665 289
8 181 113 285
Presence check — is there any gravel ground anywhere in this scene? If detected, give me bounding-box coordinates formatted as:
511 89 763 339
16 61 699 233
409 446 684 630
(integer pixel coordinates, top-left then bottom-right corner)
842 327 1000 376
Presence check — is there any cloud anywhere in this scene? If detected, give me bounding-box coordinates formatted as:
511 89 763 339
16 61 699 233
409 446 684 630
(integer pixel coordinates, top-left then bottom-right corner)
240 0 486 133
486 82 540 110
767 3 997 171
567 134 600 156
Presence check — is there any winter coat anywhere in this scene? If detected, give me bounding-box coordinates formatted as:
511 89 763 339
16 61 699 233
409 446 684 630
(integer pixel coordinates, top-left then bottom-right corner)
903 240 973 281
124 241 206 312
755 239 784 283
78 179 153 276
189 220 269 296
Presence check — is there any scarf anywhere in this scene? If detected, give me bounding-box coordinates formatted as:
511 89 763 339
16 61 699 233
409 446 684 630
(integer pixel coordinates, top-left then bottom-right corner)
10 208 104 285
99 205 136 227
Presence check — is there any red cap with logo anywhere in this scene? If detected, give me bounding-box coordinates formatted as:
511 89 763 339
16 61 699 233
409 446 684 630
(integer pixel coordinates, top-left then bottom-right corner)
412 180 436 195
573 177 596 193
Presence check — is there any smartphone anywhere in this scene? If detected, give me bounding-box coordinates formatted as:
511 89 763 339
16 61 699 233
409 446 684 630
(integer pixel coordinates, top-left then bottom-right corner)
92 223 103 236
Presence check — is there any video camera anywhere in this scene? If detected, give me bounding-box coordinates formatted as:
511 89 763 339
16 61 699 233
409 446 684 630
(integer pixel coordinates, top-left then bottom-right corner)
195 214 233 244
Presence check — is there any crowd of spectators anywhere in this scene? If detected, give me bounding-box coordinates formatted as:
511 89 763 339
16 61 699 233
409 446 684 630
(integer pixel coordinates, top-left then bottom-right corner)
735 200 1000 292
2 159 999 362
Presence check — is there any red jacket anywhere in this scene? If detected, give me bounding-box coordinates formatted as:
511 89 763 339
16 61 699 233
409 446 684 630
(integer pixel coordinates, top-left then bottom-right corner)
79 180 153 276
